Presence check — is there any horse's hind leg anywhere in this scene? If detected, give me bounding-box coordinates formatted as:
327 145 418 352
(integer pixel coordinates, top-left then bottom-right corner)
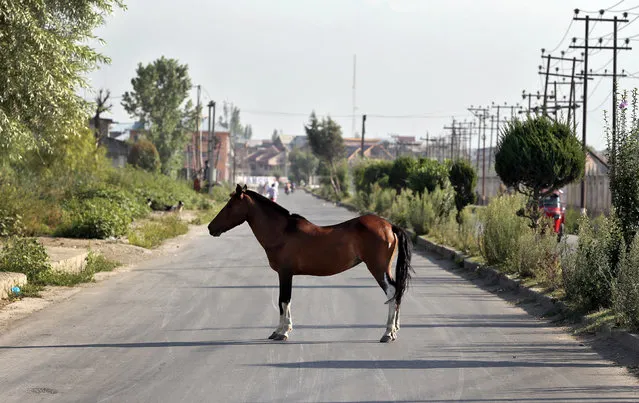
365 250 399 343
269 270 293 341
380 273 399 343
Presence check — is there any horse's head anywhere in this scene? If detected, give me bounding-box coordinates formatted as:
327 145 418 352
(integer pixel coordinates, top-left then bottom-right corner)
208 184 250 237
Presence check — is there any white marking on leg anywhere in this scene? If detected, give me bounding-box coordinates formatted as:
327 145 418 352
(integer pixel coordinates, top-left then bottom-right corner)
382 275 398 339
280 302 293 336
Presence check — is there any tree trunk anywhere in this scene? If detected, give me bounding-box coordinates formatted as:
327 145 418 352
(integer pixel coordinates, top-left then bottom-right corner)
329 161 341 198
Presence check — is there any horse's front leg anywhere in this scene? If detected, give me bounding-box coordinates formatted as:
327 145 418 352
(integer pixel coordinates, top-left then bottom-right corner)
268 270 293 341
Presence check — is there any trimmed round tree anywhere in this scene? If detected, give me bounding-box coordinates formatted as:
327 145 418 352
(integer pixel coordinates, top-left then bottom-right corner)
128 139 161 172
495 116 585 228
449 160 478 223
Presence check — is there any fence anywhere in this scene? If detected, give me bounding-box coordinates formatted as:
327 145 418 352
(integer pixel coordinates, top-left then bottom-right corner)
477 174 611 214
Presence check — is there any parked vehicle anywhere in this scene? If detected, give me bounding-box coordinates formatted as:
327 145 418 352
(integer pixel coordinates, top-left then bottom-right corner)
540 190 565 241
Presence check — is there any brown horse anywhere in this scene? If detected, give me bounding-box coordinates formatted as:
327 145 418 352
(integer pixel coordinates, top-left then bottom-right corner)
208 184 413 342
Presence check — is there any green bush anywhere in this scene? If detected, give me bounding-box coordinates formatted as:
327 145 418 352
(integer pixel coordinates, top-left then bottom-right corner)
57 198 132 239
128 139 161 172
371 184 396 217
0 237 51 282
613 235 639 329
479 194 527 267
390 189 413 228
353 160 393 193
511 224 561 282
449 160 478 222
389 156 418 192
408 192 434 235
455 207 481 255
563 215 615 312
407 159 449 195
73 183 149 219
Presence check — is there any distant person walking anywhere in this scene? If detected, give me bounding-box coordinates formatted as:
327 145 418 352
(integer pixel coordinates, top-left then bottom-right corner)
266 183 278 202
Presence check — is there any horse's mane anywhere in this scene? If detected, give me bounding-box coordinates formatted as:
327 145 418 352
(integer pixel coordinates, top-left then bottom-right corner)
245 190 305 222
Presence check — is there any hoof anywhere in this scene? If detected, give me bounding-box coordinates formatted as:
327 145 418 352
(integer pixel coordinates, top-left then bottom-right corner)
379 335 392 343
272 334 288 341
268 332 279 340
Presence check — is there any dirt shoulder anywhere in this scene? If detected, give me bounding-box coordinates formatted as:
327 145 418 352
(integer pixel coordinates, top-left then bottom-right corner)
0 214 206 335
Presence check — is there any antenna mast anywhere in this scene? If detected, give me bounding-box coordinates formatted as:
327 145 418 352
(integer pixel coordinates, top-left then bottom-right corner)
352 54 358 137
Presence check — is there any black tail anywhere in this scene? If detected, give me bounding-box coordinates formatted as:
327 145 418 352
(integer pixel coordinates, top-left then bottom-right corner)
391 225 414 305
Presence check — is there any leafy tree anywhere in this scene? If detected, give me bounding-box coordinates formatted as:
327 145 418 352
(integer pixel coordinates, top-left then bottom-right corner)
0 0 124 164
288 149 319 183
128 139 161 172
272 129 279 142
243 125 253 140
495 116 585 229
121 57 194 175
606 89 639 248
92 88 112 145
449 160 478 223
305 112 345 196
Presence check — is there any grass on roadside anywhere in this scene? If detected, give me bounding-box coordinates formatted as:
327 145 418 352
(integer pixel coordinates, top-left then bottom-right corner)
5 250 120 299
127 214 189 249
190 203 224 226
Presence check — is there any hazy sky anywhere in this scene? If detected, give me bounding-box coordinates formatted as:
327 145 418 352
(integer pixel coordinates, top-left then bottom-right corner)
87 0 639 151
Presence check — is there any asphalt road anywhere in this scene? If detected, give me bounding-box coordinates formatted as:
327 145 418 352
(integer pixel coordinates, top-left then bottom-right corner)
0 192 636 402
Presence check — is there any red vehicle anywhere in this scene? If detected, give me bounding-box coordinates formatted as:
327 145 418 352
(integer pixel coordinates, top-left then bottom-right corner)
540 189 565 240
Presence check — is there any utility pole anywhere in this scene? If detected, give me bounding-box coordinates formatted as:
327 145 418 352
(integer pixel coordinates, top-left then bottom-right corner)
542 53 552 115
360 114 367 158
570 9 631 213
207 101 216 188
468 106 489 204
521 90 542 114
443 118 457 160
195 85 202 174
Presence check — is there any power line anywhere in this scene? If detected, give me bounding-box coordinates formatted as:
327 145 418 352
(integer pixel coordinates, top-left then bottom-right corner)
240 109 467 119
548 18 575 53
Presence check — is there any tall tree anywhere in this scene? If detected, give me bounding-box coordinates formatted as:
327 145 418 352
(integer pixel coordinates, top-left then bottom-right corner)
121 57 194 175
288 149 319 183
93 89 112 145
271 129 279 142
305 112 345 196
495 116 584 229
0 0 124 164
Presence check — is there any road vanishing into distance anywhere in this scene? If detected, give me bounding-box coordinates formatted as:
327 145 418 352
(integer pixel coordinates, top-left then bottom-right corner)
0 192 636 402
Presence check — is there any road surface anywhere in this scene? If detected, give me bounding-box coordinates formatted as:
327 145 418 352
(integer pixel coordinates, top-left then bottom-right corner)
0 192 636 402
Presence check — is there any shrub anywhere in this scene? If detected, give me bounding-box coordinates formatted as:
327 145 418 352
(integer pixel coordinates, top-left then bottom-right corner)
0 237 51 282
479 194 527 267
409 192 435 235
57 197 132 239
407 159 449 195
613 235 639 330
449 160 478 222
353 160 392 193
606 89 639 248
370 184 396 218
563 215 615 312
510 223 560 282
389 156 418 192
390 189 413 228
128 139 161 172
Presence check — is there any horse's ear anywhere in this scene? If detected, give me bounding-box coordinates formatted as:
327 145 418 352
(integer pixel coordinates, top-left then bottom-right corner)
242 184 247 191
235 184 242 194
